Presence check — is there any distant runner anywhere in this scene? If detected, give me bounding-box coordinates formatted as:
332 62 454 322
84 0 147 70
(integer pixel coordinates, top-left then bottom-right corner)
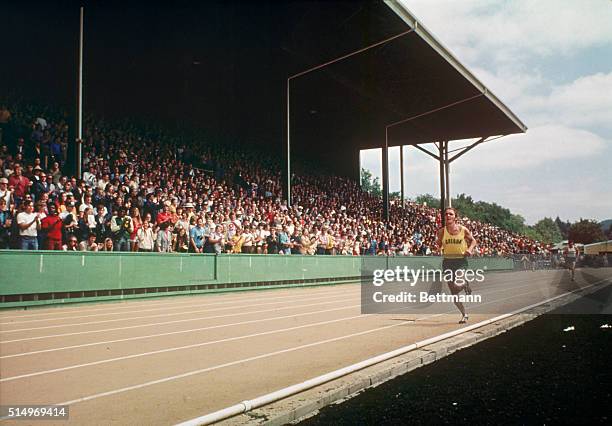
564 241 578 281
437 207 477 324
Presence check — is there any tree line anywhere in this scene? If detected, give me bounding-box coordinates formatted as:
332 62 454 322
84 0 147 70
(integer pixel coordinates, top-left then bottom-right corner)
360 168 610 245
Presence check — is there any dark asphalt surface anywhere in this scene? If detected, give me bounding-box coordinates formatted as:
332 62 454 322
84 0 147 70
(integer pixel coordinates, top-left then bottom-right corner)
300 282 612 425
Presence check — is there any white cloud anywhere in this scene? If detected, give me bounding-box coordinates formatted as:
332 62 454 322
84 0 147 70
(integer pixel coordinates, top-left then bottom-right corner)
469 66 549 106
401 0 612 64
456 125 606 170
518 72 612 129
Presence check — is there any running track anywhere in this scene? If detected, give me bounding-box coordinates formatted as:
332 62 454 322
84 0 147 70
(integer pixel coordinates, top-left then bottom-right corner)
1 268 610 425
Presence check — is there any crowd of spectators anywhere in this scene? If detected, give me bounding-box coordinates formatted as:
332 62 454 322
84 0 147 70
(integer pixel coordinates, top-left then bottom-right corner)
0 101 548 257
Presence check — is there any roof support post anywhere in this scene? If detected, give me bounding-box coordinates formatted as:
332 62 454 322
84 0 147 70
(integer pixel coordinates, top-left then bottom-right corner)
412 144 439 160
438 142 446 225
448 136 485 163
75 6 84 179
444 140 450 207
285 78 291 206
400 144 404 208
383 128 390 222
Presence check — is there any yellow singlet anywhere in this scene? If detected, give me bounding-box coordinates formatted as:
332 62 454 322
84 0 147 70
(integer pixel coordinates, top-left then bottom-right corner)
442 226 467 259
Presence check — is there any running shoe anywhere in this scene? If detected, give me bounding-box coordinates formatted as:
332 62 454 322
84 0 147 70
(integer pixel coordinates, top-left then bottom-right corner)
459 314 469 324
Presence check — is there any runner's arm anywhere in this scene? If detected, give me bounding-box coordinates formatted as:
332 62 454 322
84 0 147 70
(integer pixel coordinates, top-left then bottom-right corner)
436 228 444 252
463 226 477 255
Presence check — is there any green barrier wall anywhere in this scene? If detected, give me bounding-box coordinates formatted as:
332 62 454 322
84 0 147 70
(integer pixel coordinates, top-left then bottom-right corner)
0 251 513 307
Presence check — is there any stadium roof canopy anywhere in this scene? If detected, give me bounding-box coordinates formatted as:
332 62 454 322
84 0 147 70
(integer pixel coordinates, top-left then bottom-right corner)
279 0 527 175
4 0 527 205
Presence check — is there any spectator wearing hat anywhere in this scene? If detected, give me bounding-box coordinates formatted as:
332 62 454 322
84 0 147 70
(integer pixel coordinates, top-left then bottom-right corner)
0 177 12 208
183 202 196 222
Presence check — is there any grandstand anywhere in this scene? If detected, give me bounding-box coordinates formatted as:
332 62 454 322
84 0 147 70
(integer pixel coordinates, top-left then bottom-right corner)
0 99 544 257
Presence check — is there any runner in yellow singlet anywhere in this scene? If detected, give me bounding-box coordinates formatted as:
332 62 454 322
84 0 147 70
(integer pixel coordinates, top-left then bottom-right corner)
436 207 477 324
564 240 578 281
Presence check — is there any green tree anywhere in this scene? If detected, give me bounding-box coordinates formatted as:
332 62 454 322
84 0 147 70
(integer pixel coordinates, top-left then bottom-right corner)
452 193 526 233
531 217 563 244
555 216 571 239
414 194 439 207
568 219 605 244
360 168 381 197
522 227 544 242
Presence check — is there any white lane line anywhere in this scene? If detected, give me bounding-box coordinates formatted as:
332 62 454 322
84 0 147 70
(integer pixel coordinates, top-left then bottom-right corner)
0 272 520 328
0 285 360 323
1 302 362 359
0 275 522 344
0 269 534 321
0 280 545 382
0 286 361 325
0 297 360 344
55 322 408 407
49 280 549 407
0 292 357 334
1 278 533 355
0 311 377 383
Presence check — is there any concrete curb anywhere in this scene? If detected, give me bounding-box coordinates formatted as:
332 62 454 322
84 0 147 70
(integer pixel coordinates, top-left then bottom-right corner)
221 280 609 426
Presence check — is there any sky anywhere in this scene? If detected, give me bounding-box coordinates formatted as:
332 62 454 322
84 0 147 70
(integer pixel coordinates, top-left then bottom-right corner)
361 0 612 225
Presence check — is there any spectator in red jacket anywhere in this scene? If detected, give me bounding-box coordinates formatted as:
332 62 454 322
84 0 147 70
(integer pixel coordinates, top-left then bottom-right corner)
41 203 63 250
